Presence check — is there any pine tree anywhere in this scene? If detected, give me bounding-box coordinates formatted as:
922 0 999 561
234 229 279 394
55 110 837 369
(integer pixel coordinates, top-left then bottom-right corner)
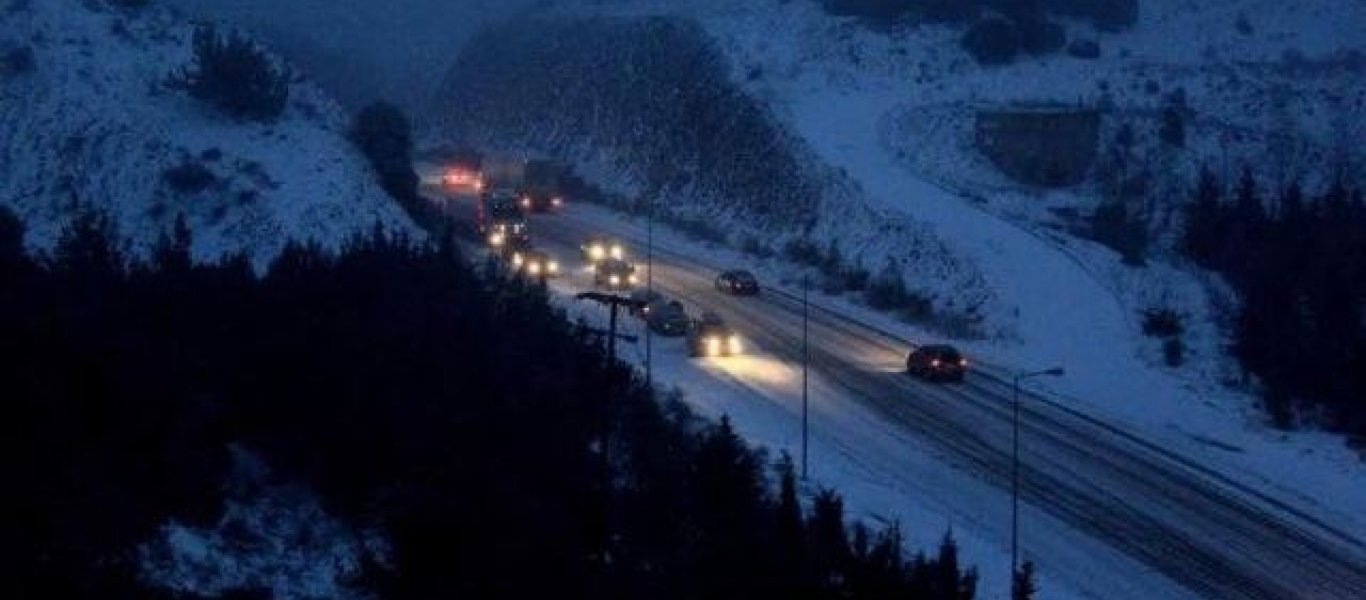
174 25 289 122
0 204 24 276
350 102 420 204
809 488 849 587
1012 560 1038 600
152 214 193 274
1181 167 1223 266
774 453 807 584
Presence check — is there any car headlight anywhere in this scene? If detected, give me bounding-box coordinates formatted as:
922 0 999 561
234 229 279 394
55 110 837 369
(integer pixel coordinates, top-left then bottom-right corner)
728 335 741 354
628 273 638 284
589 245 604 260
610 275 621 285
511 253 524 267
521 198 531 208
610 245 623 260
489 233 504 246
528 263 541 274
707 337 721 356
548 261 559 273
552 197 563 206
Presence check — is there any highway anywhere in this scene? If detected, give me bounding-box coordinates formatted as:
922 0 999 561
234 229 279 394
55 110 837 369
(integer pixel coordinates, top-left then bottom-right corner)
435 188 1366 599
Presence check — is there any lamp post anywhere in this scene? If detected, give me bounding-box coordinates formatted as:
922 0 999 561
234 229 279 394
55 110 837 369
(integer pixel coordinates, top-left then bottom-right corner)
801 274 809 480
645 191 654 390
1011 366 1064 592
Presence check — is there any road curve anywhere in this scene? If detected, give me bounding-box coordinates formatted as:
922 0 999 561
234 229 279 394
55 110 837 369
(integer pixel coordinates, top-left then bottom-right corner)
434 189 1366 599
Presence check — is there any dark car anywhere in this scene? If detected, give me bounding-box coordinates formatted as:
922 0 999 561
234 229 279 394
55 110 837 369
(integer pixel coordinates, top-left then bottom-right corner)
480 191 529 249
486 218 529 250
594 258 637 289
646 300 691 337
517 189 565 213
905 344 968 382
715 269 759 296
687 313 742 358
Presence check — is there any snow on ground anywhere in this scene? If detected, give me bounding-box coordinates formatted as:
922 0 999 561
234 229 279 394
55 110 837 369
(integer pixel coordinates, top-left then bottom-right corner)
140 448 384 600
0 0 419 267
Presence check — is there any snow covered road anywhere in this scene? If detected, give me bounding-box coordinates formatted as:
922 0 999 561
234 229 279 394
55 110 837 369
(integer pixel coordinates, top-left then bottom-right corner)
431 189 1366 599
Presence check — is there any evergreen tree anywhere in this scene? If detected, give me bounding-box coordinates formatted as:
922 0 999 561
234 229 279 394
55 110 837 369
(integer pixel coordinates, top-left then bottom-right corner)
774 453 807 585
1012 560 1038 600
174 25 289 122
350 102 421 205
1181 167 1223 266
809 488 850 587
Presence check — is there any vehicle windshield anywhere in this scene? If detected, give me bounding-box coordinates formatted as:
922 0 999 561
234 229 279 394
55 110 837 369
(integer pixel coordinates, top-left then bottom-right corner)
928 347 962 361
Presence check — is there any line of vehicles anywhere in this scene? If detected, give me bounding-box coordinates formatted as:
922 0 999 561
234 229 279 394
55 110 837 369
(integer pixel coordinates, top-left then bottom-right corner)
456 156 971 378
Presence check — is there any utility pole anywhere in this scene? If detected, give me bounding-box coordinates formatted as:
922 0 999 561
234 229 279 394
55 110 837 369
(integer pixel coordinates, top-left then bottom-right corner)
574 291 642 565
801 274 810 480
1011 366 1064 595
645 191 654 390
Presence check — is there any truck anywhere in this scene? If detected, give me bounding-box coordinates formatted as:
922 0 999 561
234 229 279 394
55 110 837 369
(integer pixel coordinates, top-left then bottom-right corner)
516 159 567 212
478 189 529 250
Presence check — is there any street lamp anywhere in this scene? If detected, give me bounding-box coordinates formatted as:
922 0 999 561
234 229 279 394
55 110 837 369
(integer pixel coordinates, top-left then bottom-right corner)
1011 366 1064 592
801 274 809 480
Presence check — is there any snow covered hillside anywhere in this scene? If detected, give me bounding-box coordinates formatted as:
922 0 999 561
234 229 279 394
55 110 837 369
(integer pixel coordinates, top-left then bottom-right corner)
435 15 1000 336
0 0 419 266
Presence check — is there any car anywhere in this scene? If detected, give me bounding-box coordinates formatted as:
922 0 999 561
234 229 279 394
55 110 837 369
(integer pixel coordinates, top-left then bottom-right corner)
516 189 565 213
687 313 742 358
441 166 484 193
480 190 530 248
905 344 968 382
645 300 691 336
581 235 625 264
594 258 638 289
485 218 529 250
510 249 560 278
715 269 759 295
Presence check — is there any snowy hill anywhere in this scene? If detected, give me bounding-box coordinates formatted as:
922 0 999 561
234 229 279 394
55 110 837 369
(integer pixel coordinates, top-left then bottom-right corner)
0 0 420 266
